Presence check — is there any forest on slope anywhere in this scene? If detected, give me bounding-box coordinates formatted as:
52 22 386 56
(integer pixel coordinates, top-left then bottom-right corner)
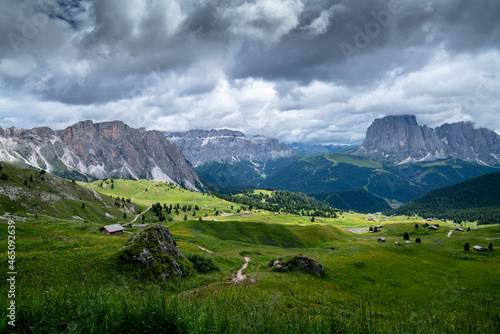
388 171 500 225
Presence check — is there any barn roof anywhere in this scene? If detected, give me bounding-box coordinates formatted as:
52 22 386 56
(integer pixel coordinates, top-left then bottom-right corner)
100 224 124 233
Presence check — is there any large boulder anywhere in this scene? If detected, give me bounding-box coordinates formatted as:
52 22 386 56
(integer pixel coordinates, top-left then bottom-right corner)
270 255 324 276
120 224 192 279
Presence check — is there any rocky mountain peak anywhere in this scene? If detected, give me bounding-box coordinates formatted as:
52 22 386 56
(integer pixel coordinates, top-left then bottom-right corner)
354 115 447 164
354 115 500 165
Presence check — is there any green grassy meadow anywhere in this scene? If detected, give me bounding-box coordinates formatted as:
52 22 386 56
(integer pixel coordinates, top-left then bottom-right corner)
0 176 499 333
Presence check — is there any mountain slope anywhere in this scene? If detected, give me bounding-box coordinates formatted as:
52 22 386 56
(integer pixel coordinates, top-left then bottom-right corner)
0 162 135 223
311 188 391 213
195 156 301 187
354 115 500 165
389 171 500 224
0 121 203 190
165 129 293 167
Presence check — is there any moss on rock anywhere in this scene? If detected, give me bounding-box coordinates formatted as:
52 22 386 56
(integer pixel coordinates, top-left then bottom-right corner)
120 224 192 279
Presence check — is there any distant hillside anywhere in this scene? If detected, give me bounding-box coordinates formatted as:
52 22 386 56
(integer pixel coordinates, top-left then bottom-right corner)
261 154 498 202
389 171 500 225
195 156 300 187
288 142 356 154
311 188 391 213
0 162 136 223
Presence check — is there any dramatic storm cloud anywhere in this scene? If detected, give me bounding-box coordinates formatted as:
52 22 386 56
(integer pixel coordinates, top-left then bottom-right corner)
0 0 499 144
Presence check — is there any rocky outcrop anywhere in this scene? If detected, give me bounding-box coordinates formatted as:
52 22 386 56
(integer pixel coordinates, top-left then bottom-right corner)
435 122 500 165
0 121 203 189
120 224 192 279
354 115 500 165
165 129 293 167
270 255 324 276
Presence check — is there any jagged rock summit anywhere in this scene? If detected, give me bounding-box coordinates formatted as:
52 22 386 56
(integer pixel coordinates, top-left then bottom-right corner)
354 115 500 165
270 255 324 276
165 129 294 167
120 224 192 280
0 120 203 189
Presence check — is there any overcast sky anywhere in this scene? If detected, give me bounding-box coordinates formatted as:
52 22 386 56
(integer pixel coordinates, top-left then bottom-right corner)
0 0 499 145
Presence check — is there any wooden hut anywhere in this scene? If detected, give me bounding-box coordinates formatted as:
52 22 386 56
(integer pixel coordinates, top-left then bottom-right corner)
99 224 124 236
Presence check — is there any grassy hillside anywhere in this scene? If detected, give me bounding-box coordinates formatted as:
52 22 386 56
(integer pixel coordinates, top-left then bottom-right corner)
389 171 500 224
1 176 499 333
0 163 136 224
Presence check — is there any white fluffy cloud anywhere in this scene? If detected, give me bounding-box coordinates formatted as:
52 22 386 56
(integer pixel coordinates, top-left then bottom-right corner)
222 0 303 43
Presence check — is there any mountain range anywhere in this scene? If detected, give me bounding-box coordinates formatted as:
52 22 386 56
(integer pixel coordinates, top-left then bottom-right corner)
165 129 293 167
1 116 499 212
0 120 203 190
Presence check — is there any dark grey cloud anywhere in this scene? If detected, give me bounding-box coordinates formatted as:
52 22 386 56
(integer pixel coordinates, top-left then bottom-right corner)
0 0 499 144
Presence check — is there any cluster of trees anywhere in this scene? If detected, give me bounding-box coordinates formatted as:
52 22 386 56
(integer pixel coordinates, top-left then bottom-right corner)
114 196 131 208
217 190 338 218
148 202 205 222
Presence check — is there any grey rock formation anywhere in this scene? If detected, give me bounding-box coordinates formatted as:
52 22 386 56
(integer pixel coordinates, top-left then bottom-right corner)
120 224 191 279
0 121 203 189
436 122 500 165
354 115 500 165
165 129 293 167
270 255 324 276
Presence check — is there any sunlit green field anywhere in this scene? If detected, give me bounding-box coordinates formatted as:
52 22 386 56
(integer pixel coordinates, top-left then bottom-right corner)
1 179 498 333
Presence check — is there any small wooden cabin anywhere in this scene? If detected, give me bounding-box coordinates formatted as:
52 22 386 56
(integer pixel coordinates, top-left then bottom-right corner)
99 224 124 236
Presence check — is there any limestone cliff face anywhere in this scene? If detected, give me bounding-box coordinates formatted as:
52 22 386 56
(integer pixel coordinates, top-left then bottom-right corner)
354 115 500 165
435 122 500 165
0 121 203 189
165 129 294 167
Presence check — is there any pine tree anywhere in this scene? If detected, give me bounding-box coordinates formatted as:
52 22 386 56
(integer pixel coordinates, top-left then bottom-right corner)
464 242 470 251
82 203 85 209
183 214 187 221
415 223 419 228
403 232 409 240
489 243 493 251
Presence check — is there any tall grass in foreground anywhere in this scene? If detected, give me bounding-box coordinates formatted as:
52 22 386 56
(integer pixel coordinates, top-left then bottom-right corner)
2 285 498 334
